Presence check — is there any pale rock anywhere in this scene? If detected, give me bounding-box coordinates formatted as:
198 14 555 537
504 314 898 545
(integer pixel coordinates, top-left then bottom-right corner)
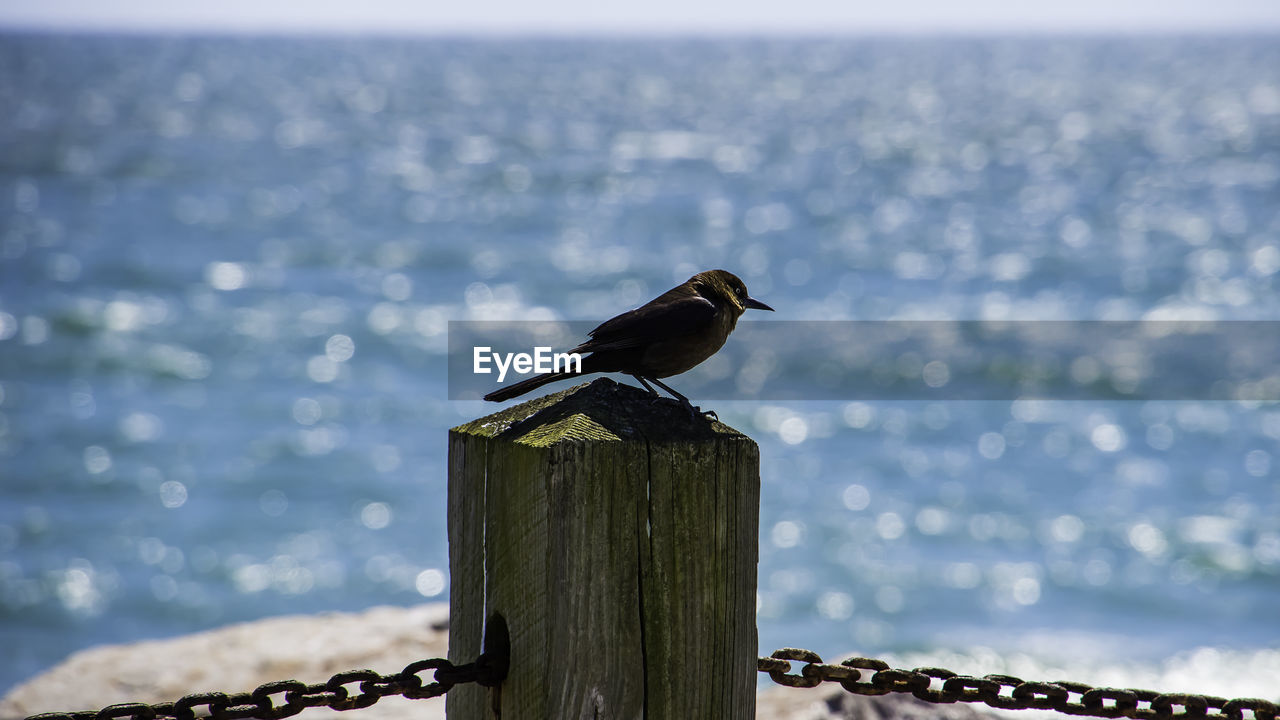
3 604 998 719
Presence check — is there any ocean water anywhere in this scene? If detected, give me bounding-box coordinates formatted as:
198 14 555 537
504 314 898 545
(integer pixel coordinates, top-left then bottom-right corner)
2 33 1279 701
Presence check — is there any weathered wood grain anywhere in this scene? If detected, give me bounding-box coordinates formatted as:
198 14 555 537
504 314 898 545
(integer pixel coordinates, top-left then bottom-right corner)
447 378 759 719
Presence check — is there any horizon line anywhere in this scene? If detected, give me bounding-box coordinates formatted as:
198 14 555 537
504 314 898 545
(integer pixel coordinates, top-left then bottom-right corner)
3 23 1280 38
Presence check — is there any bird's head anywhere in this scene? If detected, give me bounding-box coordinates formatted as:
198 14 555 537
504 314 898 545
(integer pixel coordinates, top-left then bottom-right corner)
693 270 774 316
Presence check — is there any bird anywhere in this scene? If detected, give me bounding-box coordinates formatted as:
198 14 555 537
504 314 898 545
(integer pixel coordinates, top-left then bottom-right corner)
483 269 773 416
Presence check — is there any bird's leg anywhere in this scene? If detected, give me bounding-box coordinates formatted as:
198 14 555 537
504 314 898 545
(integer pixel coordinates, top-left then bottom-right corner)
631 375 661 397
647 377 717 421
646 377 691 406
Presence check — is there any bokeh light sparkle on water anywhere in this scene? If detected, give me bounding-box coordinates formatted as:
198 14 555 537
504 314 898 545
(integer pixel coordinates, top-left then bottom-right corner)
1 34 1278 695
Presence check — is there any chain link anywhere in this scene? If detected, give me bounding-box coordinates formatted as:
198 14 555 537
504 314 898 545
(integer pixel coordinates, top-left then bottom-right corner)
759 648 1279 720
21 654 504 720
22 614 510 720
22 637 1274 720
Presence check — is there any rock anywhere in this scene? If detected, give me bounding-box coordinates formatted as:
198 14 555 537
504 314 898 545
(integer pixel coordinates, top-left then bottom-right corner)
0 604 450 720
2 604 999 720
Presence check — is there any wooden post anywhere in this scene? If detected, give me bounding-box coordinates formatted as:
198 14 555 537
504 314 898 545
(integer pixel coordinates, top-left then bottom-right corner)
447 378 759 719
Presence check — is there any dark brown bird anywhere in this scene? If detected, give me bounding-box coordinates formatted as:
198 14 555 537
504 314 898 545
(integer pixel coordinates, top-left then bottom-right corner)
483 269 773 415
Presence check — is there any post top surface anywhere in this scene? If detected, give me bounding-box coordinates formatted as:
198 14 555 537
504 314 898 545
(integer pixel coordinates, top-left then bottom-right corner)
451 378 752 447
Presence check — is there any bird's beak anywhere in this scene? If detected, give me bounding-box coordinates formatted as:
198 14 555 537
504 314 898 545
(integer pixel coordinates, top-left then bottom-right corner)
744 296 774 312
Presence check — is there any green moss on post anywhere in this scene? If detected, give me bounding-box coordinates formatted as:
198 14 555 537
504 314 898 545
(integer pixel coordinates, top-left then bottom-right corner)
447 378 760 719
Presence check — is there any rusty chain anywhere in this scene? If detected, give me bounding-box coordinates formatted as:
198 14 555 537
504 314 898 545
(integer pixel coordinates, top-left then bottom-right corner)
22 656 503 720
22 635 1275 720
759 648 1279 720
23 615 510 720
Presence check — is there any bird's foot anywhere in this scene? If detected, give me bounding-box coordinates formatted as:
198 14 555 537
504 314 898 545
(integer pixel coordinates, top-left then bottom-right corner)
645 393 716 422
682 401 717 422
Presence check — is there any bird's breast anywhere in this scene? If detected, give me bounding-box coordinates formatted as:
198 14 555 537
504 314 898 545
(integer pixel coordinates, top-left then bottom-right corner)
640 311 737 378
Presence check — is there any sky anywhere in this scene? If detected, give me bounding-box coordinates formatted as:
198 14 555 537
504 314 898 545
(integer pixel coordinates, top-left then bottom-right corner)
1 0 1279 34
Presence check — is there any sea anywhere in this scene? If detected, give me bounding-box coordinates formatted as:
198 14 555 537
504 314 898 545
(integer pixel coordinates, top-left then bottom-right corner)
1 33 1279 703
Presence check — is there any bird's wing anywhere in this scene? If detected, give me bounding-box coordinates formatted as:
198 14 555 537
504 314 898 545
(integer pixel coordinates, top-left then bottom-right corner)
572 292 717 354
